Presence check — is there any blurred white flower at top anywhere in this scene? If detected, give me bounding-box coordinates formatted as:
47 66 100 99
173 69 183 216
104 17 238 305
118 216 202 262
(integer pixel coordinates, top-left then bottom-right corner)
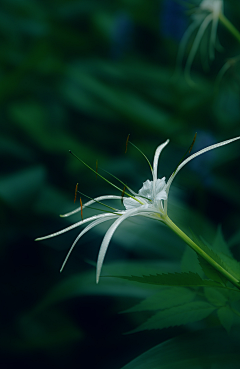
175 0 224 82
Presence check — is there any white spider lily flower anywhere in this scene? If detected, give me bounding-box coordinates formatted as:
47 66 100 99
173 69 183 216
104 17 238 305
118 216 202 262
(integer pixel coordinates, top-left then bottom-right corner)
176 0 223 81
36 135 240 283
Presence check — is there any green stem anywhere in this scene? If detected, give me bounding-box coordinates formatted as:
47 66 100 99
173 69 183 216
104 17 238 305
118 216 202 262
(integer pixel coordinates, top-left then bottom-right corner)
219 13 240 44
164 216 240 289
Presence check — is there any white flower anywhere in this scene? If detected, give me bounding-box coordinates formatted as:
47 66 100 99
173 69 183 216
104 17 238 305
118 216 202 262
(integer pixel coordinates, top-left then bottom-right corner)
36 135 240 283
176 0 223 81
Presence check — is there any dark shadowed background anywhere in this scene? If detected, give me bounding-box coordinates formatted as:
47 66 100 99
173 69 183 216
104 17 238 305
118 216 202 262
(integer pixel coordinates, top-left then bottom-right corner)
1 0 240 368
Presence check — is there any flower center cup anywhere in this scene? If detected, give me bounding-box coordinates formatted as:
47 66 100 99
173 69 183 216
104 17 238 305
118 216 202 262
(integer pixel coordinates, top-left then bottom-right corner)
123 178 167 214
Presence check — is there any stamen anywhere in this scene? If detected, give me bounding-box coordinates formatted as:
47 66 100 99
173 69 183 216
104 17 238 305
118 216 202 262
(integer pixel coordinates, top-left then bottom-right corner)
173 132 198 174
128 141 153 172
100 168 136 195
80 197 83 220
74 183 78 203
84 206 120 215
121 186 126 204
125 134 130 154
69 150 142 203
77 190 118 212
188 132 197 154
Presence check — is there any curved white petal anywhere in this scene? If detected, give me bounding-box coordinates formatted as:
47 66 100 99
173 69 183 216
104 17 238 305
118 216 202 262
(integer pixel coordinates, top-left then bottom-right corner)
35 212 120 241
155 178 167 196
143 213 162 220
152 140 169 201
153 140 169 184
131 208 164 220
60 215 119 272
166 136 240 194
96 206 149 283
136 178 167 203
156 189 167 201
60 195 123 217
123 196 145 210
138 179 153 199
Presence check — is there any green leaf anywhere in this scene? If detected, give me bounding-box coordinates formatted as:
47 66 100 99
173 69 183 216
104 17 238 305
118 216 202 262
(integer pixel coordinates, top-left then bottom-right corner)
31 261 180 313
121 328 240 369
227 289 240 302
123 287 196 313
204 287 228 307
212 226 233 258
192 231 240 283
198 255 228 285
217 306 234 332
229 229 240 248
181 246 204 277
216 254 240 281
191 231 231 274
202 229 240 281
112 272 222 287
129 301 215 332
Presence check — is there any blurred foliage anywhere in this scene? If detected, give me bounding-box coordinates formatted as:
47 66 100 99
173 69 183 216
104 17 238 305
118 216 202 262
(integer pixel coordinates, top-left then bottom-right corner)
1 0 240 368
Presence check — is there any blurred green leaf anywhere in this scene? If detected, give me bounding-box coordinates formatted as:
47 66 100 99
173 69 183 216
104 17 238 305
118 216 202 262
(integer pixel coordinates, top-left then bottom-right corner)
192 232 240 282
216 255 240 281
112 272 222 287
204 288 228 307
217 306 234 332
229 229 240 248
198 256 228 285
129 301 215 332
121 329 240 369
122 287 196 313
30 261 180 314
181 246 204 276
212 226 233 258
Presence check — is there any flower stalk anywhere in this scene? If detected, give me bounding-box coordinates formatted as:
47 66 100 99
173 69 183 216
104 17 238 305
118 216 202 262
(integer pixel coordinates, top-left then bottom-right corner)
164 216 240 289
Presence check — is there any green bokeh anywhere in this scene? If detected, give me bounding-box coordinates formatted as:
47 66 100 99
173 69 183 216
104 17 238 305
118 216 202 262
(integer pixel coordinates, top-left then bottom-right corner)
1 0 240 368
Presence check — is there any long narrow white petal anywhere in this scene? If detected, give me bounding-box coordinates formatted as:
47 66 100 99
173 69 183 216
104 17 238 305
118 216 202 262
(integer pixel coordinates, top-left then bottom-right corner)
152 139 169 186
60 215 119 272
152 140 169 201
61 195 123 217
35 212 121 241
166 136 240 194
129 209 164 221
96 207 148 283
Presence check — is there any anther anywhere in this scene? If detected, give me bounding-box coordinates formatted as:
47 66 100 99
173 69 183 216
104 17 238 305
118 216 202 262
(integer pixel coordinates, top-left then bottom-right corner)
189 132 197 154
80 197 83 220
74 183 78 203
121 186 126 204
125 134 130 154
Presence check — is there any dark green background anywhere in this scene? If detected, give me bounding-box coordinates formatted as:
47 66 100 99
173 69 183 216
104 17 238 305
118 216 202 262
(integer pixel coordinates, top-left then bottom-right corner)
1 0 240 368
